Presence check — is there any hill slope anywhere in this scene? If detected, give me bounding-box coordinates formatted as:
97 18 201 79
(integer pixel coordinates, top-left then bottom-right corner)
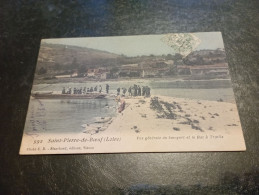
184 49 227 65
36 43 121 75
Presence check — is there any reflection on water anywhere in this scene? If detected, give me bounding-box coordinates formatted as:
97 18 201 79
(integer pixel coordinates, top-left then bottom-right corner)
24 98 117 133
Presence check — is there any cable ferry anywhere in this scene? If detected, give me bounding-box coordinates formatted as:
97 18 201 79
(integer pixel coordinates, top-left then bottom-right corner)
31 91 106 99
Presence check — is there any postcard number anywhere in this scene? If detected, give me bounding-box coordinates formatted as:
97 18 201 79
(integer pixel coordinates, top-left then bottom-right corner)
33 140 43 144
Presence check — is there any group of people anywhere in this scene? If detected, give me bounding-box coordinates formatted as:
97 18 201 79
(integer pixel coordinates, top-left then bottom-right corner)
116 85 151 97
62 87 72 94
61 85 106 94
61 84 110 94
61 83 151 97
115 84 151 113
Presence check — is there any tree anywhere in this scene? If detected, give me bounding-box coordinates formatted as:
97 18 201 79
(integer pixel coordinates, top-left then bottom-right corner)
110 67 119 78
78 65 86 74
165 54 174 60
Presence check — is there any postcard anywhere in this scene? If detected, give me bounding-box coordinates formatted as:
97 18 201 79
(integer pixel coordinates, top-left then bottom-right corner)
19 32 246 154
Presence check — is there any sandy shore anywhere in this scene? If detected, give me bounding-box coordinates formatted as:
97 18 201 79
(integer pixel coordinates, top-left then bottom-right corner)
20 95 245 154
82 95 242 136
100 95 241 135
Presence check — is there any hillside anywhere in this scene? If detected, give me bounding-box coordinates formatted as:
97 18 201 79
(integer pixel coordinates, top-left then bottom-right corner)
35 43 174 77
34 43 228 82
184 49 227 65
36 43 121 76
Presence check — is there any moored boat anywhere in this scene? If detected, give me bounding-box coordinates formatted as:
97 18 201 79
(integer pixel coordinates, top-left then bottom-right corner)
31 92 106 99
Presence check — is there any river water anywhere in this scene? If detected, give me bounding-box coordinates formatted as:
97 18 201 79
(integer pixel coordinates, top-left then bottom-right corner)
24 79 236 133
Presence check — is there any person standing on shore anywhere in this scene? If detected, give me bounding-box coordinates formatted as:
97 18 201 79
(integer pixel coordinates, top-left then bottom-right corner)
122 88 127 96
133 85 137 96
118 97 125 113
117 87 120 96
106 84 109 94
146 86 151 97
99 85 102 93
137 85 141 96
142 86 145 96
128 86 132 96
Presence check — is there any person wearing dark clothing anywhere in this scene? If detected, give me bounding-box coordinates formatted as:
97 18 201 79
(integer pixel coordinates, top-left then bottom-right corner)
122 88 127 96
99 85 102 93
117 87 120 96
146 86 151 97
90 87 93 92
133 85 137 96
106 84 109 94
94 86 97 91
142 86 145 96
137 86 141 96
128 87 132 96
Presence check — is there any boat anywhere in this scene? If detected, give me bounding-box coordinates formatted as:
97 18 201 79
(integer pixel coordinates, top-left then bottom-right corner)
31 91 106 99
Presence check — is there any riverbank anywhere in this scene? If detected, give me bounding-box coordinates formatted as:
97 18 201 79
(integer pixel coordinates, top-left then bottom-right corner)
84 95 242 135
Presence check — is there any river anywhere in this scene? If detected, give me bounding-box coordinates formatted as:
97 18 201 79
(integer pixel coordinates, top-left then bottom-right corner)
24 79 236 133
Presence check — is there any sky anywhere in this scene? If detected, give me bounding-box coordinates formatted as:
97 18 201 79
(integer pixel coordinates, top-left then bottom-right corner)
42 32 225 57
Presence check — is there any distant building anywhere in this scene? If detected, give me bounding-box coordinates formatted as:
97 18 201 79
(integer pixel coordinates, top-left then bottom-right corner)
121 64 140 71
86 68 107 79
164 60 174 66
142 67 169 78
100 72 107 79
87 69 96 77
55 74 71 78
142 69 156 78
71 72 78 77
119 64 142 77
55 72 78 78
142 60 174 77
149 60 174 68
177 63 229 77
190 64 229 76
177 65 191 75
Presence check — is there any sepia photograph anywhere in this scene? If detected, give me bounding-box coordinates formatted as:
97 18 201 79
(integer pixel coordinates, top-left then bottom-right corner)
20 32 246 154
